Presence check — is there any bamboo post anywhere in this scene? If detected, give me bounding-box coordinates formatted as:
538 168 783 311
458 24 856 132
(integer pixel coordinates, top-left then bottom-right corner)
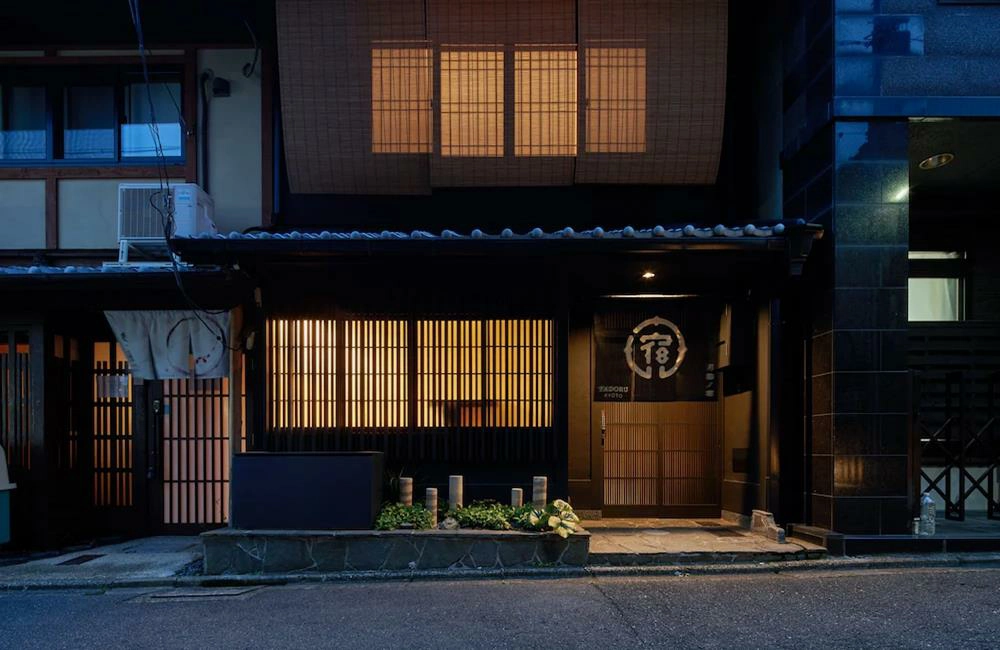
449 475 464 510
399 477 413 506
426 488 438 527
511 487 523 508
532 476 548 509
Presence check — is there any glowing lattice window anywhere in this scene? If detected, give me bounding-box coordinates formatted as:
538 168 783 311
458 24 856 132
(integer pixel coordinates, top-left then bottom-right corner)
585 47 646 153
371 47 434 153
440 49 504 157
515 48 577 156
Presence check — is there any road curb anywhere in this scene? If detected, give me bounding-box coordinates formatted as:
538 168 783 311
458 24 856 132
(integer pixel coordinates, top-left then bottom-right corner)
3 553 1000 591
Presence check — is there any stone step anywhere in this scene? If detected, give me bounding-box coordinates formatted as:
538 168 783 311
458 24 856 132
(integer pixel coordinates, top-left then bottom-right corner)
588 548 828 567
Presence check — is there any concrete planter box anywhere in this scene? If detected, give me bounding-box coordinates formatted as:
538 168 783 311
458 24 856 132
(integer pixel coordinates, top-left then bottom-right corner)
231 452 384 530
202 528 590 575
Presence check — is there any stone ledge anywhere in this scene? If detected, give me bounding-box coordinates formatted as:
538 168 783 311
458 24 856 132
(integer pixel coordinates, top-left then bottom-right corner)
202 528 590 575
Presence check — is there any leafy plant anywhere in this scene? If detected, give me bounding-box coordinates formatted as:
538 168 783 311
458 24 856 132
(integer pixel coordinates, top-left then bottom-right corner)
375 503 434 531
511 499 581 538
446 500 514 530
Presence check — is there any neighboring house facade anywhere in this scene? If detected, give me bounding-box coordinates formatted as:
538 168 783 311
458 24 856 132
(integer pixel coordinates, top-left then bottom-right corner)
0 0 997 550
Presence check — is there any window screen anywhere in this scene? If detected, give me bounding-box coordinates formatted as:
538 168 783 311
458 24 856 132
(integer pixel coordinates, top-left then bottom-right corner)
122 80 183 158
440 50 504 157
0 85 46 160
585 47 646 153
515 48 577 156
372 47 433 153
64 85 116 159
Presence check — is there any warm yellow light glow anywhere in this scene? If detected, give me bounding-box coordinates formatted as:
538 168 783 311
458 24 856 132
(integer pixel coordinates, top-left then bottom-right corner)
267 319 336 429
641 271 656 280
345 319 408 428
371 47 433 154
440 49 504 157
515 48 577 156
585 47 646 153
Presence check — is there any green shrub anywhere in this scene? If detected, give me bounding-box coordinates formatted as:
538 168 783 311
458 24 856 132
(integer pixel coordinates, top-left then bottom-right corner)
375 503 434 531
446 500 514 530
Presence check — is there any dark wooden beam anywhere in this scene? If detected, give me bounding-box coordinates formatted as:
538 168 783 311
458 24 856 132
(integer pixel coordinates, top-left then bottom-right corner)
45 177 58 249
261 46 275 227
183 49 199 183
0 165 186 180
0 54 187 66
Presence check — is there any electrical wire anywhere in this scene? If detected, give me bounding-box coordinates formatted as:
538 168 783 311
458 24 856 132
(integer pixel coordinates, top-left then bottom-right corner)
126 0 241 357
242 18 260 78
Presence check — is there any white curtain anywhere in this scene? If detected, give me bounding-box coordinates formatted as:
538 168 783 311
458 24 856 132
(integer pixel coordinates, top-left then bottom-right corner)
104 310 230 379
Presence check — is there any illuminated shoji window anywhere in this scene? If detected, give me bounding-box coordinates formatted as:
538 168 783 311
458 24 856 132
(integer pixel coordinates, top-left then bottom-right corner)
344 319 409 428
371 46 434 153
417 320 483 427
514 48 578 156
585 47 647 153
484 319 553 428
92 341 133 508
440 49 504 157
266 319 336 429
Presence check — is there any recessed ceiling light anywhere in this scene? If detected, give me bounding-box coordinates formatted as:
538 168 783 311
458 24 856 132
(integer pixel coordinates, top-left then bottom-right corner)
641 271 656 280
919 153 955 170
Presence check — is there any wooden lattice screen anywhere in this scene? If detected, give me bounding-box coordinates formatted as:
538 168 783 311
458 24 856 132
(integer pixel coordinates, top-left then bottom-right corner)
0 331 31 476
92 342 134 509
265 317 556 462
276 0 728 193
161 378 232 527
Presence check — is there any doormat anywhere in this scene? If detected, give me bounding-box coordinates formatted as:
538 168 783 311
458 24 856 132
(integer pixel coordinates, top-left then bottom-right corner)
57 554 105 566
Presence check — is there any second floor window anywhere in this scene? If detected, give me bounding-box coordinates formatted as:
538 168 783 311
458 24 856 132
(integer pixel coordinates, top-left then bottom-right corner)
909 251 966 322
371 47 433 154
440 49 504 157
515 48 578 156
0 69 184 164
585 47 647 153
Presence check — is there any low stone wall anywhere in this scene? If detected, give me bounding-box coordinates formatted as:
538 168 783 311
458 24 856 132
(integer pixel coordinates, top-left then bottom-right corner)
202 528 590 575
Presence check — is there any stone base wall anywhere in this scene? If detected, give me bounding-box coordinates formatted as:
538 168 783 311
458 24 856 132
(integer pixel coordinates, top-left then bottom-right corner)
202 529 590 575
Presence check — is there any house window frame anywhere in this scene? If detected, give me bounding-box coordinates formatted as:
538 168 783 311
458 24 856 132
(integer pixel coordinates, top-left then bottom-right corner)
0 63 188 168
908 250 968 322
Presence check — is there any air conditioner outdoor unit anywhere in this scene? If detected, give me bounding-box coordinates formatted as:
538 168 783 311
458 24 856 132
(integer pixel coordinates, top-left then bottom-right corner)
117 182 217 242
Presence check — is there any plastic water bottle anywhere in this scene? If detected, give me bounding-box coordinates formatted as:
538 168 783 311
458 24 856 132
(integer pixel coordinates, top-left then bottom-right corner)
919 492 936 536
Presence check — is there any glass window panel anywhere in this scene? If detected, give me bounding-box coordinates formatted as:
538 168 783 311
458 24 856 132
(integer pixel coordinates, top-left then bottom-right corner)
515 48 577 156
121 81 182 158
0 85 46 160
64 85 115 159
585 47 646 153
372 47 433 153
440 50 504 157
909 278 962 322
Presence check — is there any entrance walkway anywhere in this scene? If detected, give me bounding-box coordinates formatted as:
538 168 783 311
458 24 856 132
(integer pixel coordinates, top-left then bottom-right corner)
583 518 826 565
0 537 201 588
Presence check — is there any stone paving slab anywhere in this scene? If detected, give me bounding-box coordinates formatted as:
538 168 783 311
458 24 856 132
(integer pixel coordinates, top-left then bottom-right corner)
0 536 201 586
583 518 826 565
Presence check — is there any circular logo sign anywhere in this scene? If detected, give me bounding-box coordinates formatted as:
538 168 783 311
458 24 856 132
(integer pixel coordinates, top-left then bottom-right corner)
624 317 687 380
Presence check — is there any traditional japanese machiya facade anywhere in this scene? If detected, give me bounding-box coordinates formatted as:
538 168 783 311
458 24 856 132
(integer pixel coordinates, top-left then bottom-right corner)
3 0 999 552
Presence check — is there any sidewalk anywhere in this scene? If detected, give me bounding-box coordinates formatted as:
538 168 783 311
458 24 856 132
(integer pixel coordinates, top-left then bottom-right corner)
2 535 1000 591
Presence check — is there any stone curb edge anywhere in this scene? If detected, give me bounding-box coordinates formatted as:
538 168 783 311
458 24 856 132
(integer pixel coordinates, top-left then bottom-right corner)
3 553 1000 591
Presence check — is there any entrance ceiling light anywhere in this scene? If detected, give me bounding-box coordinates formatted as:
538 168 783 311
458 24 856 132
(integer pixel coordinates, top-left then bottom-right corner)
918 152 955 170
641 271 656 280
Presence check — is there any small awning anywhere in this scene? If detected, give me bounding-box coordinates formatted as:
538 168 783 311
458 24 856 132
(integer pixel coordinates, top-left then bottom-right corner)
171 221 823 274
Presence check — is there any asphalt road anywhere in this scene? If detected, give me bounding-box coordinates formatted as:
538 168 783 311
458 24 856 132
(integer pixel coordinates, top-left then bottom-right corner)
1 567 998 649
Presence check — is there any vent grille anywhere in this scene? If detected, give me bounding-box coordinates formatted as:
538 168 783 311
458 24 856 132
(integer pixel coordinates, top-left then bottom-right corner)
119 185 172 240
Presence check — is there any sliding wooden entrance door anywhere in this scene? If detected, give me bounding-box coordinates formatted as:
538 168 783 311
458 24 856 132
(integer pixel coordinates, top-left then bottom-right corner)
601 401 721 518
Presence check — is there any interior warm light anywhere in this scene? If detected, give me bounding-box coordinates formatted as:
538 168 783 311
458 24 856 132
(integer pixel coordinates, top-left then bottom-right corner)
641 271 656 280
918 152 955 170
603 294 698 300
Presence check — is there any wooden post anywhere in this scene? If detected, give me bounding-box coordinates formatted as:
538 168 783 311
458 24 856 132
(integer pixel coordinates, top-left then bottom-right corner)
399 477 413 506
449 475 463 510
227 306 244 527
532 476 548 509
425 488 438 527
511 487 523 508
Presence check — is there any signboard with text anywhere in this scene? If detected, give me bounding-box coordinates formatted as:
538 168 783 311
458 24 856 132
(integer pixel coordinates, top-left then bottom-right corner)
594 300 722 402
